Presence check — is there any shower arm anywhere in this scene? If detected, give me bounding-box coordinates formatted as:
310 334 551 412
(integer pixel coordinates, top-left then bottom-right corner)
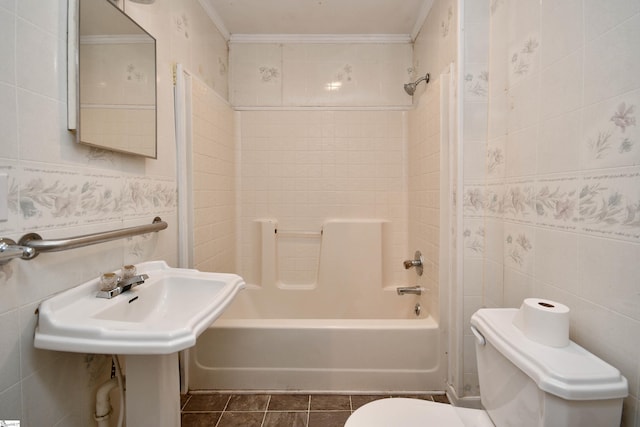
413 74 430 86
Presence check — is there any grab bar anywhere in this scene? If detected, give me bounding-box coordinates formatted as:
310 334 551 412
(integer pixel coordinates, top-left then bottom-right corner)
0 217 167 263
275 228 322 238
0 239 36 264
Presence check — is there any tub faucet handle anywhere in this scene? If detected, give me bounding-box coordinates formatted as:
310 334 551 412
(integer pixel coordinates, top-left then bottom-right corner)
403 250 424 276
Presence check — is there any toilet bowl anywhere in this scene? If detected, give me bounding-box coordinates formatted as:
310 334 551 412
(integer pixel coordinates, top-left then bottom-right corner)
345 398 493 427
346 307 628 427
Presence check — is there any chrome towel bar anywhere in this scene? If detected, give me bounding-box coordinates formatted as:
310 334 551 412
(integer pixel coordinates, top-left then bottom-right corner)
0 217 167 263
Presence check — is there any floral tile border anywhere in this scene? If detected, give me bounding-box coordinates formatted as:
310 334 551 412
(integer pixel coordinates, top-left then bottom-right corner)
10 163 176 233
0 162 19 235
579 170 640 242
534 175 580 231
122 176 177 219
462 168 640 243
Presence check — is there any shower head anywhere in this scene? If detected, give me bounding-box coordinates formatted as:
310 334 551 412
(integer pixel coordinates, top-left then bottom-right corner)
404 73 430 96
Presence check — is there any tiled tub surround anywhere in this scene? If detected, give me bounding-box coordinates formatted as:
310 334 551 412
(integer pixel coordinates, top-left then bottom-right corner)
236 109 410 291
181 392 450 427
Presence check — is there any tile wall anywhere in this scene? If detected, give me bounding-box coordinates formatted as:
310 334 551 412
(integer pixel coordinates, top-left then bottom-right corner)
237 109 409 288
190 77 236 273
460 0 640 424
411 0 459 397
408 78 442 321
0 0 227 425
230 42 413 107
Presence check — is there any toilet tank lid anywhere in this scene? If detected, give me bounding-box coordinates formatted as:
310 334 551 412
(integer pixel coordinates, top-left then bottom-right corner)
470 308 628 401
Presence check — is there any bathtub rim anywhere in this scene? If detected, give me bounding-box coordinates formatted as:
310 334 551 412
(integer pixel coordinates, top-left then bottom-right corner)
211 316 439 330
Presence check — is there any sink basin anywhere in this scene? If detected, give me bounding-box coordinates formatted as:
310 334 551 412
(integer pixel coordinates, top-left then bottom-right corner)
34 261 245 354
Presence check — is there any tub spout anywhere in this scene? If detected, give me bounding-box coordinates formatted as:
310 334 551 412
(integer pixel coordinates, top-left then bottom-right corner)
396 286 423 296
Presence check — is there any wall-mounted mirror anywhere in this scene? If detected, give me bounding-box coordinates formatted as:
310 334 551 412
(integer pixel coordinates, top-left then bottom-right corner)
68 0 157 158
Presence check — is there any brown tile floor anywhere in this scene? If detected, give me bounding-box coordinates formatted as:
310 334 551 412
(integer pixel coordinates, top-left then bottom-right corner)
181 392 450 427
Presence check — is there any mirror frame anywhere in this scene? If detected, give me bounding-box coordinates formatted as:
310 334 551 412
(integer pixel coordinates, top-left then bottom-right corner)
68 0 158 159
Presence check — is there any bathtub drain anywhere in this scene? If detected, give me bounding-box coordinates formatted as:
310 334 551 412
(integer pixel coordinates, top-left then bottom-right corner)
414 303 421 317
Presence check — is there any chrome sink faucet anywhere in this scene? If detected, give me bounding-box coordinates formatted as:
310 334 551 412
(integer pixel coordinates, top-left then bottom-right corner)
96 267 149 299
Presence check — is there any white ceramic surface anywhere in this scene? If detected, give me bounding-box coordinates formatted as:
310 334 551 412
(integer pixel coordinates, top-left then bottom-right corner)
345 398 493 427
34 260 245 354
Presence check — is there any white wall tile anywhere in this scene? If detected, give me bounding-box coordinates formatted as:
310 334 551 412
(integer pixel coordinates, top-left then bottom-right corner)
463 102 488 141
463 257 483 296
507 76 540 133
540 49 583 120
17 0 66 36
465 22 490 64
464 140 487 182
21 353 84 426
503 267 535 308
538 110 581 174
534 228 578 294
0 383 21 420
464 0 489 25
505 126 537 178
581 88 640 170
0 84 18 160
503 222 535 275
0 310 20 391
583 14 640 105
540 0 583 69
485 135 505 179
17 90 74 162
578 235 640 322
15 18 65 101
0 8 15 85
233 42 412 107
584 0 640 42
483 259 504 308
463 335 478 378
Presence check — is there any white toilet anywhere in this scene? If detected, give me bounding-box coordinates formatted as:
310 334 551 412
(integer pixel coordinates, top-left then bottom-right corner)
346 307 628 427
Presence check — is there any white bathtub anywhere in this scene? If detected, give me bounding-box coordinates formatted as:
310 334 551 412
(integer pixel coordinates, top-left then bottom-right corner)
188 220 445 392
188 293 444 392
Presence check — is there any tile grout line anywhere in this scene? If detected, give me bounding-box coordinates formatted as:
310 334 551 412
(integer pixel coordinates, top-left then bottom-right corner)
259 395 271 427
213 395 231 427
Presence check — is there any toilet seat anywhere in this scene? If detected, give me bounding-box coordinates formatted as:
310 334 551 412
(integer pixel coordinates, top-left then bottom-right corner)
345 398 494 427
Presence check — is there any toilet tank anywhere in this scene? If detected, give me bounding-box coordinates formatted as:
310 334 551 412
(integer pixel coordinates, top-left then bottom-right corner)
470 308 628 427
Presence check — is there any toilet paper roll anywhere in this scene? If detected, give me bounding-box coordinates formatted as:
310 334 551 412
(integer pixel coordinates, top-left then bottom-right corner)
513 298 570 347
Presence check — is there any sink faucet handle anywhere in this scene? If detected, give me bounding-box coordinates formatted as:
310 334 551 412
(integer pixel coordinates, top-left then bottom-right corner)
99 272 119 291
122 264 137 279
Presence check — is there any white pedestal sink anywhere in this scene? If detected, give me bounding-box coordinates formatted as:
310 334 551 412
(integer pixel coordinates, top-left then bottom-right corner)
34 261 245 427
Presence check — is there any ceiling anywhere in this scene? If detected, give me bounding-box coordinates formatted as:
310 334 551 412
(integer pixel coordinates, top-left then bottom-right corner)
201 0 433 40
